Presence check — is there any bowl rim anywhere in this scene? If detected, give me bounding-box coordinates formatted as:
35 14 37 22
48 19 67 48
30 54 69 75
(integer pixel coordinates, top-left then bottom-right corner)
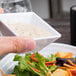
0 12 61 40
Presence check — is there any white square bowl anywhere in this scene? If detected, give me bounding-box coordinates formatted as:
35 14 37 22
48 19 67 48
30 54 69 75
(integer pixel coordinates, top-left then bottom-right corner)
0 12 61 51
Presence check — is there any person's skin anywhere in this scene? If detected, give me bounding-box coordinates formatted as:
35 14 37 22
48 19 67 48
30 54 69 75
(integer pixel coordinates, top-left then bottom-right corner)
0 8 36 56
0 37 36 56
0 8 4 14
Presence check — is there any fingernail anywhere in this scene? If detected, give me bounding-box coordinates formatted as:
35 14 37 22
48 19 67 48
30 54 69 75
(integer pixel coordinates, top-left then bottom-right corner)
25 39 36 51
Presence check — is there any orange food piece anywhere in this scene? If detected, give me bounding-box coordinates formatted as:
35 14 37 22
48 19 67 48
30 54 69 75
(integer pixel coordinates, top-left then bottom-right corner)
31 67 40 73
47 69 51 76
63 63 76 69
56 52 73 58
66 69 72 76
6 74 16 76
67 60 76 67
45 60 56 64
69 69 76 75
58 66 68 69
27 60 33 65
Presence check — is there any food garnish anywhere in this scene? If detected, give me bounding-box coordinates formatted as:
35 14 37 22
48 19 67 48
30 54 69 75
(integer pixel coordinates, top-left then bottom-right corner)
1 52 76 76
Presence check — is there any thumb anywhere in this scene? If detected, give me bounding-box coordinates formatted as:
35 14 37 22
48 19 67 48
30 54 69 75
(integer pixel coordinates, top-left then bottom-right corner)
0 8 4 14
0 37 36 56
13 37 36 53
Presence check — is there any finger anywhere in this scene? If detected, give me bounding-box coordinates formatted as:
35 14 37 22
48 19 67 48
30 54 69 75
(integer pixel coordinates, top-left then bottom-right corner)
13 37 36 53
0 37 36 56
0 8 4 14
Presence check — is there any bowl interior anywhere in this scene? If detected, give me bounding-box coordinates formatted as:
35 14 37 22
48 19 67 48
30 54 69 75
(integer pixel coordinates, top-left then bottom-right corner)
0 12 61 40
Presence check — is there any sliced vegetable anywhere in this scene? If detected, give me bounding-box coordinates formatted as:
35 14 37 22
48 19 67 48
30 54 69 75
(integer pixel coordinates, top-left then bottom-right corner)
6 75 16 76
13 66 32 76
45 54 57 62
31 67 40 73
58 66 68 69
45 54 57 67
48 65 57 72
56 58 70 66
63 63 76 69
27 60 33 65
31 53 38 62
67 60 76 67
45 63 53 67
69 69 76 73
56 52 73 58
64 53 73 58
13 52 52 76
3 52 74 76
66 69 72 76
47 69 51 76
69 69 76 76
45 60 56 64
35 52 49 75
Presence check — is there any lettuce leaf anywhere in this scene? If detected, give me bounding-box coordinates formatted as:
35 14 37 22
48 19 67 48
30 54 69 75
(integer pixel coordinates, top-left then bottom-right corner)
13 54 42 75
13 66 32 76
13 53 58 76
35 52 51 76
45 54 57 62
48 65 57 72
13 54 30 71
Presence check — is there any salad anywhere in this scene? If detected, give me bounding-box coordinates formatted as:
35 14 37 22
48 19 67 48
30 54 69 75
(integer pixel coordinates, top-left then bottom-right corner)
1 51 76 76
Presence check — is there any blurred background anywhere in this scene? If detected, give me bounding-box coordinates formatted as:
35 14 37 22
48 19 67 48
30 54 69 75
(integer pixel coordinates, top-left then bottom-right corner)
31 0 76 45
31 0 76 19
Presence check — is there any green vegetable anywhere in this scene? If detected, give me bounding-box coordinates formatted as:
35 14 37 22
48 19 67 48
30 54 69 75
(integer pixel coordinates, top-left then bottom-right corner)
13 54 30 71
34 52 50 76
13 66 32 76
48 65 57 72
13 52 57 76
45 54 57 62
25 53 32 61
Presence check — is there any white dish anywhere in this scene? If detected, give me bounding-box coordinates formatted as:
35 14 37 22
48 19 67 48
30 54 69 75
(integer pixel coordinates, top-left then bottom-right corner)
0 12 61 51
39 43 76 57
0 43 76 75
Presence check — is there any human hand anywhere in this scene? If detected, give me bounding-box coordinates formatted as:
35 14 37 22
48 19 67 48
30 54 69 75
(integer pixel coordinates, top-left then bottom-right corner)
0 9 36 56
0 37 36 56
0 8 4 14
